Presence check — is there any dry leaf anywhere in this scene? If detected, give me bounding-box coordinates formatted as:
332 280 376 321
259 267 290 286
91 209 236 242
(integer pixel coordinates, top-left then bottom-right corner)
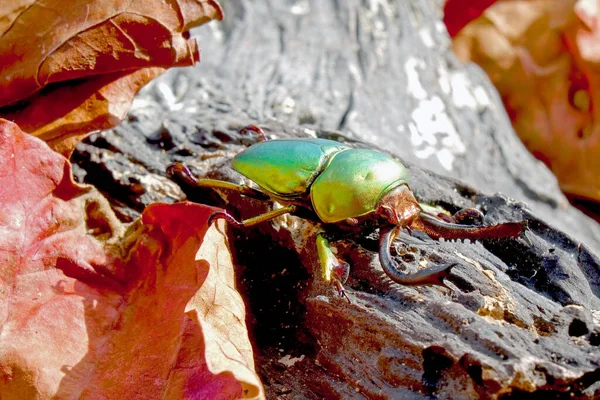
0 0 223 156
447 0 600 202
0 119 264 399
0 68 165 155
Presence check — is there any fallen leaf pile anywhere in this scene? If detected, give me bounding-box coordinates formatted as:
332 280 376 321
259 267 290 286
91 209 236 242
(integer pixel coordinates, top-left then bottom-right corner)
445 0 600 202
0 1 266 398
0 0 223 156
0 120 264 399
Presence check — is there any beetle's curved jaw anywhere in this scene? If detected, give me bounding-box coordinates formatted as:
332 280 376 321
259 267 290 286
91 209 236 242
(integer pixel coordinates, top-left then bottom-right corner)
378 226 454 286
412 212 527 241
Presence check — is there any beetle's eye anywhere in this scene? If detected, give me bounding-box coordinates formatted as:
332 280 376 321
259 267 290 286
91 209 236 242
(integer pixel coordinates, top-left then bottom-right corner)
380 206 397 224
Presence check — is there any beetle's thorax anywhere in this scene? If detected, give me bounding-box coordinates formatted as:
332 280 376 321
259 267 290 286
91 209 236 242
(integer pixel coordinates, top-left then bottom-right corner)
374 184 421 227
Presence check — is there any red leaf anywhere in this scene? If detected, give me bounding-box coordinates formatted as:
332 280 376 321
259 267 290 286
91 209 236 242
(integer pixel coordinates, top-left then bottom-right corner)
0 119 264 399
443 0 497 37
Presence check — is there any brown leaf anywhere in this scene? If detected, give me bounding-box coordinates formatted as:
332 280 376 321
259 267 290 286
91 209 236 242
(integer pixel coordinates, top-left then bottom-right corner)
1 67 165 155
0 119 264 399
0 0 223 156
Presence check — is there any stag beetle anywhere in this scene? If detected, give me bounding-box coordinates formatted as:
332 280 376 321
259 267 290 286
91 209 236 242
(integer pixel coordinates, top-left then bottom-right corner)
168 126 526 298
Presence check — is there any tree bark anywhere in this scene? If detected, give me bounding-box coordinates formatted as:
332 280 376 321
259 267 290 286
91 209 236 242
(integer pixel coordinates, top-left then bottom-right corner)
72 0 600 398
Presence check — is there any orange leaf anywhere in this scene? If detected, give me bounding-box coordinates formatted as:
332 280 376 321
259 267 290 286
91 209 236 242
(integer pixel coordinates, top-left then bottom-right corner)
0 0 223 156
448 0 600 202
0 119 264 399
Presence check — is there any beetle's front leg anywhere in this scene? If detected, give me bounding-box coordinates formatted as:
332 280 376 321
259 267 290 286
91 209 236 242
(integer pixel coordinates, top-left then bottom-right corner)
316 231 350 301
167 163 270 200
379 226 454 286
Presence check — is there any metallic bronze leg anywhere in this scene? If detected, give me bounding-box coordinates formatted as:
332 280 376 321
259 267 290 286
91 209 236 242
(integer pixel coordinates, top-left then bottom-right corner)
167 163 270 200
451 208 484 225
418 206 484 225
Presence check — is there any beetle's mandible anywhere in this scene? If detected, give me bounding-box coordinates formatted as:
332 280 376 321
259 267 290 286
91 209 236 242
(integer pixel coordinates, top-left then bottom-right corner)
168 126 527 298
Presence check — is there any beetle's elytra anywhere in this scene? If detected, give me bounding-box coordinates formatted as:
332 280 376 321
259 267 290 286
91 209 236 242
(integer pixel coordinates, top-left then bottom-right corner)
234 138 410 223
168 126 527 299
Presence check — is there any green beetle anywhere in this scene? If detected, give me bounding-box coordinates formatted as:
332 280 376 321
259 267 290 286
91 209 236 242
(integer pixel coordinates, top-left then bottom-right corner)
168 126 526 297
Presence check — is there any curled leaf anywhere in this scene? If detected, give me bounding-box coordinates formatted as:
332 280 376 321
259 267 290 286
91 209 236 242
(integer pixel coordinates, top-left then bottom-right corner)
0 0 223 156
0 119 263 399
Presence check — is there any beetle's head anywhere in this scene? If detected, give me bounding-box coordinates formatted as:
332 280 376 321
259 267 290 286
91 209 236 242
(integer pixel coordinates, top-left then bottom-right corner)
374 184 421 227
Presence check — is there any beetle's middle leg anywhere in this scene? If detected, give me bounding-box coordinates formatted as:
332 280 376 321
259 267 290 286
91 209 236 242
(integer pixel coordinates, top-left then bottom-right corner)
316 231 350 301
210 205 296 228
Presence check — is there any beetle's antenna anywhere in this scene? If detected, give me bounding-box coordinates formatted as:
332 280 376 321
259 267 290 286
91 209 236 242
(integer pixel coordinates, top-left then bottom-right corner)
240 125 267 142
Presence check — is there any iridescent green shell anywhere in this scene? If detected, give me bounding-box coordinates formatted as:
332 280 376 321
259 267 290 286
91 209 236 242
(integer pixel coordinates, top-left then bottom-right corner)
232 138 347 197
310 148 409 223
232 138 409 224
